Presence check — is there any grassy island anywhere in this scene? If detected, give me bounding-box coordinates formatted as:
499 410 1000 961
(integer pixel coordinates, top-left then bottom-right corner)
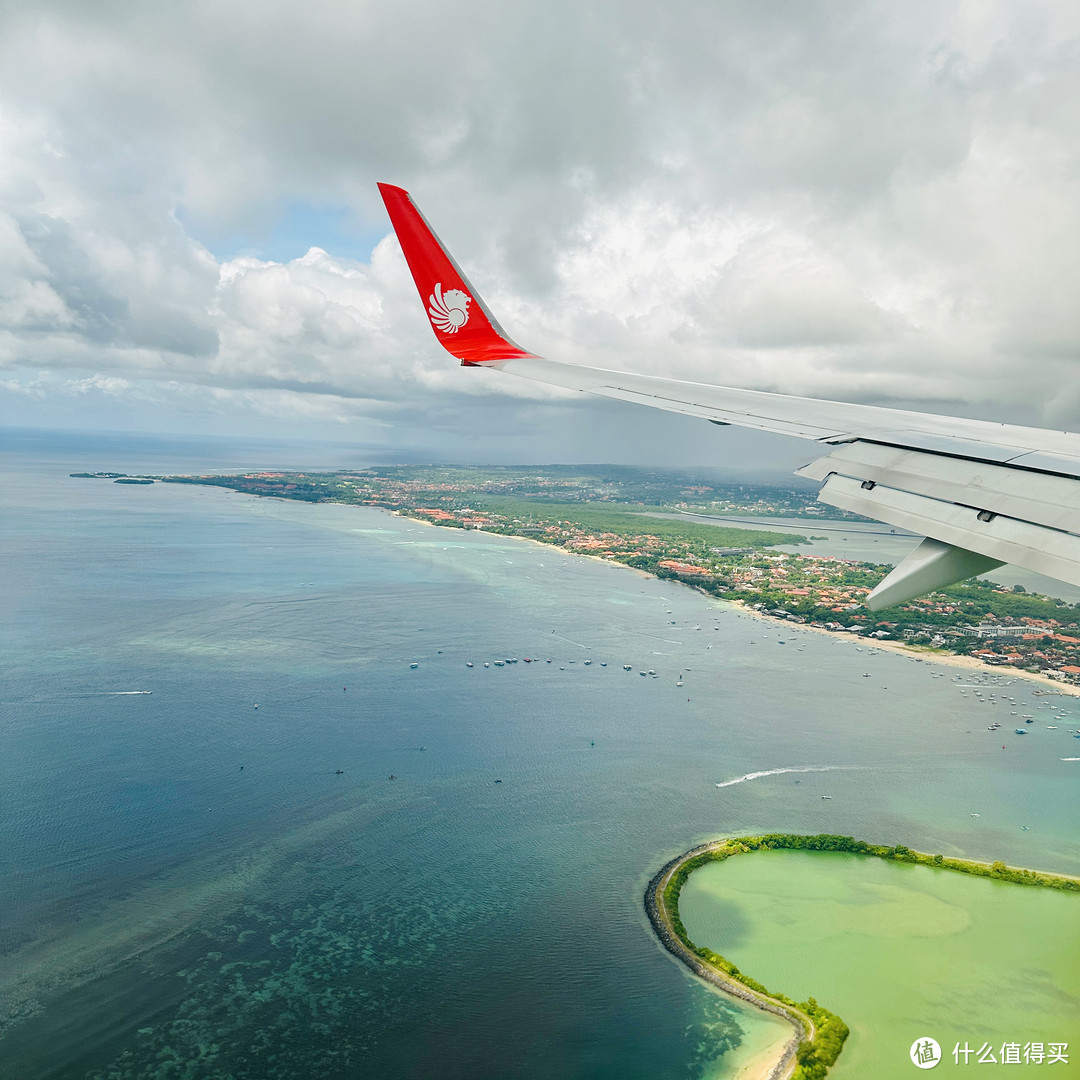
645 834 1080 1080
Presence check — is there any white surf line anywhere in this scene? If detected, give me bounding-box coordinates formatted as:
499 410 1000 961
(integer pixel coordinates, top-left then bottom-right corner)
715 765 858 788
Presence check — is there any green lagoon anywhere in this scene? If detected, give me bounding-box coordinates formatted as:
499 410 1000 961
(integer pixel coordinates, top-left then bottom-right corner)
679 849 1080 1077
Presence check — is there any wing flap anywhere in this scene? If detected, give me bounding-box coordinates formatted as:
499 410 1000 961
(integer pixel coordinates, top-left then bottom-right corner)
819 473 1080 589
798 441 1080 533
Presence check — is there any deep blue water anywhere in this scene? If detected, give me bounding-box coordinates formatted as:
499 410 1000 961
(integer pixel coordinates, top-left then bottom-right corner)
1 429 1077 1079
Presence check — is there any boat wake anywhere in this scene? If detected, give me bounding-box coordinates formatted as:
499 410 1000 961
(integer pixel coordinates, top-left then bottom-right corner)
715 765 856 788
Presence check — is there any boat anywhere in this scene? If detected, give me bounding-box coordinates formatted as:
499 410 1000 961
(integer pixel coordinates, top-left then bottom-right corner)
1014 728 1027 735
409 662 419 669
466 662 474 668
494 660 505 667
623 665 632 671
821 795 832 800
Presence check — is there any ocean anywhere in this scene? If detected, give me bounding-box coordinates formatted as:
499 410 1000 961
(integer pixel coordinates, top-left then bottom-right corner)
1 429 1077 1079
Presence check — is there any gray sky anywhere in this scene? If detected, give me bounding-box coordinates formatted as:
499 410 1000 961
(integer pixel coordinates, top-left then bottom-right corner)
2 1 1079 466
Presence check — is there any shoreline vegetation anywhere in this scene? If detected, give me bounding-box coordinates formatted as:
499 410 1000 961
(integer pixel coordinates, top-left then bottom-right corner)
645 834 1080 1080
75 464 1080 691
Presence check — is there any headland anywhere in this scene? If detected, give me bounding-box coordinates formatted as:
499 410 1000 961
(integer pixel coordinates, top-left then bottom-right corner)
646 834 1080 1080
78 463 1080 691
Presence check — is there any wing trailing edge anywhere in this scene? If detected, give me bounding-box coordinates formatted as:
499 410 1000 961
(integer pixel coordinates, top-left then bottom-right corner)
379 183 1080 607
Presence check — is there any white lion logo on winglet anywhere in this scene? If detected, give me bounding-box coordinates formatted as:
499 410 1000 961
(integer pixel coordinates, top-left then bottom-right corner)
428 283 471 333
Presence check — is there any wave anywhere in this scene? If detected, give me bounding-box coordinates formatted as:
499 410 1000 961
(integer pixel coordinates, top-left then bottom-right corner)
715 765 854 788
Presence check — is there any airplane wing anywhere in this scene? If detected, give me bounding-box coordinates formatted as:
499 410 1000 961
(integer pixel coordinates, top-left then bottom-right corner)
378 182 1080 610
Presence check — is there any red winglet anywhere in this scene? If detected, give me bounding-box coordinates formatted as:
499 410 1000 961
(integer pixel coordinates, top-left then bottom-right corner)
378 183 538 365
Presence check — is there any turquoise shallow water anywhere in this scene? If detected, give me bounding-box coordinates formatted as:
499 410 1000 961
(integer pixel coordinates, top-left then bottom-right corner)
1 429 1078 1079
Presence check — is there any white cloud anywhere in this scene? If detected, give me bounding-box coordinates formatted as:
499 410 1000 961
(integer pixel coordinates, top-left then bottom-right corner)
1 0 1080 453
68 374 133 395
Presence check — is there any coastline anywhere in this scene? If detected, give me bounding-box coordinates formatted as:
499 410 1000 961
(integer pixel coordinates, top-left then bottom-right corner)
400 507 1080 697
725 600 1080 697
25 462 1079 1079
645 844 807 1080
646 835 1079 1080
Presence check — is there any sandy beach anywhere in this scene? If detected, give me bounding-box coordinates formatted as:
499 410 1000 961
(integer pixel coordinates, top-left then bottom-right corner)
727 1025 798 1080
726 599 1080 697
399 510 1080 698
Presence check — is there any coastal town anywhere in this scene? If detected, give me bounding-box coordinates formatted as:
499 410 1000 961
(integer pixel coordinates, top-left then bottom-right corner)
89 463 1080 685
